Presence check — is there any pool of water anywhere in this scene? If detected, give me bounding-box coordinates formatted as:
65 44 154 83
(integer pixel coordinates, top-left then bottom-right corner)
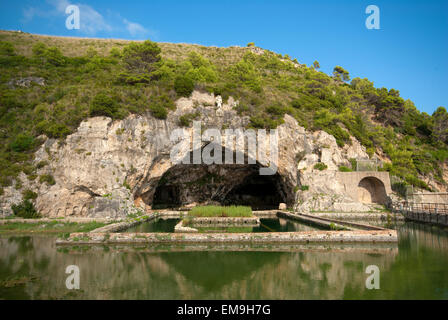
123 217 327 233
1 222 448 299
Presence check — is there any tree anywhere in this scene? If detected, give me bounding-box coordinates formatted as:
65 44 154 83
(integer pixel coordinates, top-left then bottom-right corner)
89 93 119 118
333 66 350 82
432 106 448 144
313 60 320 69
121 40 162 80
174 75 195 97
9 134 34 152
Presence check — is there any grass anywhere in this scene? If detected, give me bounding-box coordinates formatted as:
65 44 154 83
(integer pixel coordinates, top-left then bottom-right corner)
0 275 39 288
188 205 253 218
197 226 253 233
0 220 109 234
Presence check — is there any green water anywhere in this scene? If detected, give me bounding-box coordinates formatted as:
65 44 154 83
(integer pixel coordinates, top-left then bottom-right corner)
1 222 448 299
124 217 326 233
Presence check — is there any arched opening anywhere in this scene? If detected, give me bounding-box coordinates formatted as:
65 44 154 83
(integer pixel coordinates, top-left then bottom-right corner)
150 147 291 210
222 169 284 210
357 177 387 205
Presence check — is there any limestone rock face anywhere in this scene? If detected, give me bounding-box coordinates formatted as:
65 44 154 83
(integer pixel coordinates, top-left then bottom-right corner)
0 91 389 217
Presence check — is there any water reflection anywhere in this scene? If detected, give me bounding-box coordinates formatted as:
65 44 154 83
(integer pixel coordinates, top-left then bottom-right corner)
0 222 447 299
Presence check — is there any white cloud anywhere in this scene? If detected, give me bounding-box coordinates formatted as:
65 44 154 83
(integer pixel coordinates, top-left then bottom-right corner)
123 19 148 38
46 0 112 34
23 0 155 38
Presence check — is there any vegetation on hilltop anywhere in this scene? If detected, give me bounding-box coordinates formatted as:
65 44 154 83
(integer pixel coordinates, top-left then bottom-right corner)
0 31 447 197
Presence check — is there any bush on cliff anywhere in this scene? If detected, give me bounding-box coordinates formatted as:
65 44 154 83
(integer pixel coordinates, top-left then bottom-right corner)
89 93 121 119
174 75 195 97
11 200 41 219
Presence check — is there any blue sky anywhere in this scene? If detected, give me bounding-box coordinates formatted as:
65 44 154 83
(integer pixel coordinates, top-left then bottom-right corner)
0 0 447 115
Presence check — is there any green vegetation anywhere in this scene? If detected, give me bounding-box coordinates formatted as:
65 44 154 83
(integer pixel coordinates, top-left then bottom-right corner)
0 31 446 193
39 174 56 185
314 163 328 171
329 223 347 231
338 166 353 172
0 220 109 234
178 112 200 127
22 189 37 200
188 205 253 217
11 200 40 219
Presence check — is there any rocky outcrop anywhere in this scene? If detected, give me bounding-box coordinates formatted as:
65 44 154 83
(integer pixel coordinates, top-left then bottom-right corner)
0 91 389 217
7 77 46 88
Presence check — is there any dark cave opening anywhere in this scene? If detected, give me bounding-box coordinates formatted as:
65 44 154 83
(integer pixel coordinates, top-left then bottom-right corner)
150 163 288 210
222 171 285 210
152 185 182 209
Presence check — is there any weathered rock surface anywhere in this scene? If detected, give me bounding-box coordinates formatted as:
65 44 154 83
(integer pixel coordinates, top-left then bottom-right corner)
7 77 46 88
0 91 394 217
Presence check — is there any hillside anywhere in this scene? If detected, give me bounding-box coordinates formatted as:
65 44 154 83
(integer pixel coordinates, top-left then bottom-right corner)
0 30 447 201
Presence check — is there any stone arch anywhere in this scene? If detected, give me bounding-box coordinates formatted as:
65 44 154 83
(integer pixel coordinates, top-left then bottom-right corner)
357 176 387 205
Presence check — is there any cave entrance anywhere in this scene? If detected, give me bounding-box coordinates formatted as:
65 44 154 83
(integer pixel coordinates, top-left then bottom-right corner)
357 177 387 205
222 169 284 210
152 185 181 209
150 162 289 210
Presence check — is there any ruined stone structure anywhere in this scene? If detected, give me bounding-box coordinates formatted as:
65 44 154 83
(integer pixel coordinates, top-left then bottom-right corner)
411 193 448 204
336 172 392 206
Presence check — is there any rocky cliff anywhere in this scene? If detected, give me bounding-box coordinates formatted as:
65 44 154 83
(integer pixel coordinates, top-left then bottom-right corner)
0 91 381 218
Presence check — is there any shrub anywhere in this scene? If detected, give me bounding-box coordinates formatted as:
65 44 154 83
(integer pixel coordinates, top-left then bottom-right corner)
174 75 195 97
22 189 38 200
0 41 15 56
36 160 49 169
9 134 34 152
11 200 41 219
39 174 56 186
178 112 200 127
45 47 66 66
149 102 167 119
349 158 357 171
32 42 47 57
300 185 309 191
36 120 71 139
314 163 328 171
338 166 353 172
109 47 121 58
266 104 286 117
90 93 119 118
392 182 408 198
148 94 175 120
33 43 66 66
249 116 283 129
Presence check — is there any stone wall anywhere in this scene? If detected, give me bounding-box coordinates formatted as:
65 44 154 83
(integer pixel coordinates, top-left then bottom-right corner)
411 193 448 204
